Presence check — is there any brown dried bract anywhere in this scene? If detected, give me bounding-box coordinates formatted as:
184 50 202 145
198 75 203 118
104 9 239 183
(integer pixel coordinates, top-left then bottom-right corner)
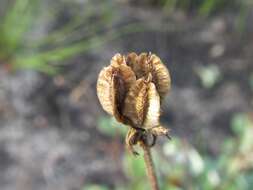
110 53 126 67
123 78 149 127
123 77 161 129
126 52 147 78
149 54 171 99
97 62 136 123
143 82 161 129
126 52 171 100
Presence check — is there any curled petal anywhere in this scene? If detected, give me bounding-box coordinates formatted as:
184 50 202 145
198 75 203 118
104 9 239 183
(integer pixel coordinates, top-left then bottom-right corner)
97 66 114 115
126 52 138 68
149 126 171 139
97 64 136 122
110 53 126 67
123 78 148 127
126 53 171 100
126 52 145 78
125 128 141 156
150 54 171 100
123 79 161 130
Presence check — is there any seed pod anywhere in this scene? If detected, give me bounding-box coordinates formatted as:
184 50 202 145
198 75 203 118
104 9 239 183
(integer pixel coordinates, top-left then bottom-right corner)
97 52 172 153
97 63 136 122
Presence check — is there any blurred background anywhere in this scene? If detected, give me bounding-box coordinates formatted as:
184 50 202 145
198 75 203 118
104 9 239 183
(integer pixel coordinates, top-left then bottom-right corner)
0 0 253 189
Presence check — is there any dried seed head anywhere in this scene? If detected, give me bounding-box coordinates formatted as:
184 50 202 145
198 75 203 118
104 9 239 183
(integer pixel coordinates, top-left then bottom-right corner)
97 52 171 153
97 62 136 122
126 53 171 100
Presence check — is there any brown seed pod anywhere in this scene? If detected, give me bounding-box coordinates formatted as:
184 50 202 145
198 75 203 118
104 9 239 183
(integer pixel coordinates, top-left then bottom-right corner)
97 52 172 155
97 63 136 122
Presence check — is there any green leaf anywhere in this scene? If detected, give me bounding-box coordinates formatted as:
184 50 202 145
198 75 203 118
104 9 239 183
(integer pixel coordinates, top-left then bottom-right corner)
188 148 204 176
231 113 249 135
0 0 38 55
123 153 146 180
199 0 218 16
13 55 59 75
196 65 221 89
82 184 109 190
97 116 127 137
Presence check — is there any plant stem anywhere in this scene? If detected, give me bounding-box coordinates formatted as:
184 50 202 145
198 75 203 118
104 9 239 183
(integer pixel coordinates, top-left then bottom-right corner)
141 143 159 190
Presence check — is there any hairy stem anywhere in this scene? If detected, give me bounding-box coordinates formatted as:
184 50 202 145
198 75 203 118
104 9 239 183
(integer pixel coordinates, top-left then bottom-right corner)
141 143 159 190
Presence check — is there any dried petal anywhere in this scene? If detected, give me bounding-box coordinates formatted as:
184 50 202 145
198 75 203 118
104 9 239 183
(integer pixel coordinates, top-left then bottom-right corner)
110 53 126 67
123 78 161 129
126 52 138 68
97 64 136 122
111 69 127 121
150 126 170 139
123 78 149 127
97 66 114 115
149 54 171 99
126 52 144 78
143 82 161 128
125 128 141 155
126 53 171 100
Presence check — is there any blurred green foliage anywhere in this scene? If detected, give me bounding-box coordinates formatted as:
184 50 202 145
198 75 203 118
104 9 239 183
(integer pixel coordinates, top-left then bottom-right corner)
196 64 222 89
249 73 253 91
91 112 253 189
1 0 250 74
0 0 117 74
83 185 109 190
158 0 244 16
97 116 128 137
